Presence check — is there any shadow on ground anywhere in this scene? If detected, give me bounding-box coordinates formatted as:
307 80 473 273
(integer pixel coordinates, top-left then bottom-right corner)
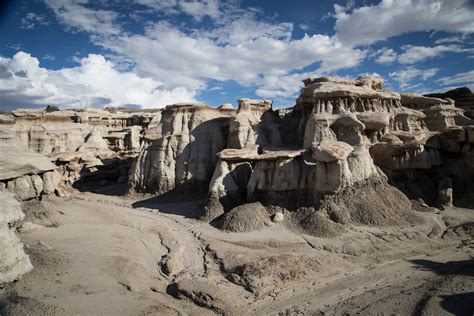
73 181 129 196
409 259 474 277
409 259 474 316
131 190 207 218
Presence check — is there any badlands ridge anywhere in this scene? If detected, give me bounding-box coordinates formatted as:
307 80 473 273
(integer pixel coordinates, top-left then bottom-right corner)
0 76 473 315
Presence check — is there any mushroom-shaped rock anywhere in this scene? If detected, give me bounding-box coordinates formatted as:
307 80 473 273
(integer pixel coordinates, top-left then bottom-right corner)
312 140 354 162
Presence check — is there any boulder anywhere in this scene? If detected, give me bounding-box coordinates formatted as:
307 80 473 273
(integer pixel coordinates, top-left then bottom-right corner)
42 170 61 194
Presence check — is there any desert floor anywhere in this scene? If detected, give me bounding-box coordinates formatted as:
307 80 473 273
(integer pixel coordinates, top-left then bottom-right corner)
1 186 473 315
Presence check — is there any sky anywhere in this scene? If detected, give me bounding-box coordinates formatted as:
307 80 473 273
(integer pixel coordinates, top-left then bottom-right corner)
0 0 473 110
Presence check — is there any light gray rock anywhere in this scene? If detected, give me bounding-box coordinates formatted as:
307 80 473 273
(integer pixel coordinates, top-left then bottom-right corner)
272 212 284 223
42 170 61 194
0 131 56 181
0 192 33 284
312 140 354 162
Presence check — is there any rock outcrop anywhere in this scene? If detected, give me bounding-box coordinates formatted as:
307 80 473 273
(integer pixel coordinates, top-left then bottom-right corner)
128 103 235 195
0 131 61 200
2 76 473 234
0 107 159 198
123 75 473 226
425 87 474 118
0 192 32 284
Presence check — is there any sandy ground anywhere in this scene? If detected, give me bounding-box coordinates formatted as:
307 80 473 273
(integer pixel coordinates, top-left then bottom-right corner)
0 189 473 315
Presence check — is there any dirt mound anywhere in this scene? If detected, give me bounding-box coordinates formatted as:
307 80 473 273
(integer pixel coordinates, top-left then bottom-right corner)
291 208 346 237
320 178 422 226
219 202 270 232
228 254 320 297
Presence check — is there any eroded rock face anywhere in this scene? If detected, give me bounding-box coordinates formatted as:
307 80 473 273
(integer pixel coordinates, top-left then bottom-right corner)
0 192 33 284
1 107 160 199
128 104 236 195
425 87 474 118
199 76 473 220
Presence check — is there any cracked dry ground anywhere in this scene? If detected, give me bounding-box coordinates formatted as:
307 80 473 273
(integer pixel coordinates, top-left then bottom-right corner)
1 191 473 315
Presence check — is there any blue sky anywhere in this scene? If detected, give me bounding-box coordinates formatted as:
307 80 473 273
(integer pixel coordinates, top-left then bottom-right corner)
0 0 474 110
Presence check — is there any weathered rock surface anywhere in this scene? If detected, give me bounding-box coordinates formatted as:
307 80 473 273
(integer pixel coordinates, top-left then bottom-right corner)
2 75 473 234
1 107 160 198
0 192 32 284
0 131 56 182
196 76 474 227
425 87 474 117
128 103 235 195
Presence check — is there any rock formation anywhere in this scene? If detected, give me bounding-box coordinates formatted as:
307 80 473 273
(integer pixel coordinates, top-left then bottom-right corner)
125 75 473 229
0 192 32 284
128 103 235 195
425 87 474 118
1 75 473 229
0 107 157 200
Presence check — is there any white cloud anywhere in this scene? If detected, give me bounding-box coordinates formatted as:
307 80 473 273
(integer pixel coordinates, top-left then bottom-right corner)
40 0 366 103
375 47 398 64
179 0 221 21
389 67 439 89
20 13 49 29
435 35 466 44
32 0 474 107
94 20 365 99
398 44 474 64
335 0 474 46
438 69 474 86
44 0 121 35
0 52 195 110
135 0 222 21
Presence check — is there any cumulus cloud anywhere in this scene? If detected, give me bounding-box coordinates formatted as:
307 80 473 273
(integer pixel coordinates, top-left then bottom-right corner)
335 0 474 46
93 18 365 100
389 67 439 89
38 0 367 103
398 44 474 64
7 0 471 109
0 52 196 110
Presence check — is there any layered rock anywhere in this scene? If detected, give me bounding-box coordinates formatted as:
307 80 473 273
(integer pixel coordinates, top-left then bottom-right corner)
425 87 474 118
128 103 236 195
0 192 32 284
0 131 63 200
1 107 160 198
201 77 404 219
227 99 282 149
197 76 474 220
